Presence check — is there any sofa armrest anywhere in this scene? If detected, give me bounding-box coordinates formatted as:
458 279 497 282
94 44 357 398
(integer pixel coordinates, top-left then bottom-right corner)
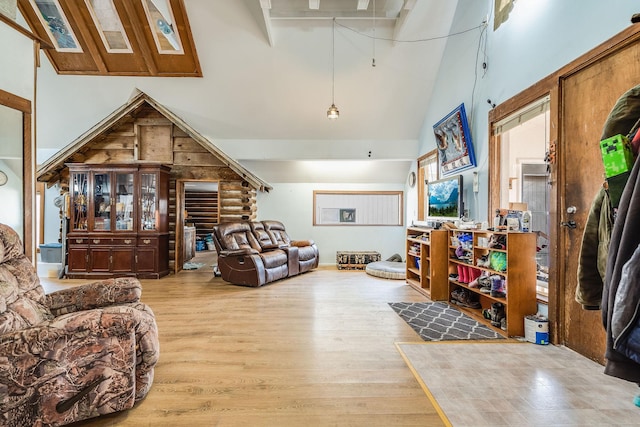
0 305 155 424
46 277 142 316
291 240 315 247
261 243 282 250
219 248 260 257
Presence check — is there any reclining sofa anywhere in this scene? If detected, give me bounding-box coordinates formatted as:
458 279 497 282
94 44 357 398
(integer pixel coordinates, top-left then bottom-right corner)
212 220 319 287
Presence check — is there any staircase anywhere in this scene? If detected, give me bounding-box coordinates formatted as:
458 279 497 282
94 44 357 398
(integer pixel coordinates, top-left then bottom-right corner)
185 190 219 239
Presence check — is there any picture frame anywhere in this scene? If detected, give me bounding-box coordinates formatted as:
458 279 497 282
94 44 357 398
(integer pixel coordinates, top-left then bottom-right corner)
339 208 356 223
433 103 477 176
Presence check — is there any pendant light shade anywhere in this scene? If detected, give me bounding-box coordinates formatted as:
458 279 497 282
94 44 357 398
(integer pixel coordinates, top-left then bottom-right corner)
327 18 339 120
327 103 339 119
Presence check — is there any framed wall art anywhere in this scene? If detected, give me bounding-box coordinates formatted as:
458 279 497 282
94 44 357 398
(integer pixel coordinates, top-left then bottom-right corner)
433 103 477 176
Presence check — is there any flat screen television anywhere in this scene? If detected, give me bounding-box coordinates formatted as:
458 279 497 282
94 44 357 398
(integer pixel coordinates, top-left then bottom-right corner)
427 175 463 221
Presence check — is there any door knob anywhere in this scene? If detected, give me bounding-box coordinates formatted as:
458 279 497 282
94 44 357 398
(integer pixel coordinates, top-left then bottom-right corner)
566 206 577 214
561 220 577 229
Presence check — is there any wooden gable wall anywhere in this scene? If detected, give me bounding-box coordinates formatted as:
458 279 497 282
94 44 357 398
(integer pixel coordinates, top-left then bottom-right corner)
55 103 257 272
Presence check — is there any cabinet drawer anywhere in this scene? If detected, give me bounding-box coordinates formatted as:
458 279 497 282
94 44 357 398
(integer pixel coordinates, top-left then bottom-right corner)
88 238 112 246
69 237 88 245
112 237 136 246
138 237 158 246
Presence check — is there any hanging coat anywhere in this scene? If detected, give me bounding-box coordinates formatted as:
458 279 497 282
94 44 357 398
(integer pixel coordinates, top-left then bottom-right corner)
603 156 640 383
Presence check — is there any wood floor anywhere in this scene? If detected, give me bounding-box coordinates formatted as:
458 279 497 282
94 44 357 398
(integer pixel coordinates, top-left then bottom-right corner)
40 266 445 427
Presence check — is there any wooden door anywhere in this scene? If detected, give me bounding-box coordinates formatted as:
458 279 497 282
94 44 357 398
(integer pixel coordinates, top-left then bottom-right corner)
136 246 157 273
90 247 111 273
111 247 135 274
67 244 89 273
560 42 640 363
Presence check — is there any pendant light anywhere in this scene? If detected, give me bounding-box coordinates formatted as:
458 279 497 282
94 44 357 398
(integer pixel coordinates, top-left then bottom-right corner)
327 18 339 119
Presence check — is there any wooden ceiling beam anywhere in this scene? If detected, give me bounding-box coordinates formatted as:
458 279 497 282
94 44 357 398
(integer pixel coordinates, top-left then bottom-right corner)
120 0 159 75
393 0 417 44
356 0 370 11
61 0 108 74
259 0 275 47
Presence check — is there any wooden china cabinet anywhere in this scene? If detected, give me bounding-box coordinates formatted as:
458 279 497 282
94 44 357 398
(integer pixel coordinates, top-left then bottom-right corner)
66 163 170 279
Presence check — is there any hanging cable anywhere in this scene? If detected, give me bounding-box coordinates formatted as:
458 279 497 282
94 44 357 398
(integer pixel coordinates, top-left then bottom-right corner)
335 19 483 43
372 0 376 67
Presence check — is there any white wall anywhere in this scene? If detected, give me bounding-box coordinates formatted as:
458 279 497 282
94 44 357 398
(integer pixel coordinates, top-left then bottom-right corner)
0 159 23 236
0 21 34 100
256 183 406 266
0 20 35 247
418 0 638 223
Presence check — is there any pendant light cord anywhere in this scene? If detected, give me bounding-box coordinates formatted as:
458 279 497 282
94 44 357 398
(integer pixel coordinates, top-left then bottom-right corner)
332 17 335 104
372 0 376 67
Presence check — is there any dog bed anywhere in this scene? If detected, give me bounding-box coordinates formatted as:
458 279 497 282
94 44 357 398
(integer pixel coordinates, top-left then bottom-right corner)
365 260 406 280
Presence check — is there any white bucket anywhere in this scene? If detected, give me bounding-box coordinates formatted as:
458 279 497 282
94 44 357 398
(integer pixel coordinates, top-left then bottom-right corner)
524 315 549 345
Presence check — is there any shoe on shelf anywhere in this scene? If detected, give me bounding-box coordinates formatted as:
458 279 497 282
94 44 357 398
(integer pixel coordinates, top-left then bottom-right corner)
490 302 505 327
477 275 492 293
451 288 481 309
490 275 506 298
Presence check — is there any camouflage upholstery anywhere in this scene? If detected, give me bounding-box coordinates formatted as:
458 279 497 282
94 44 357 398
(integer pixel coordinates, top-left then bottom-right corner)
0 223 159 427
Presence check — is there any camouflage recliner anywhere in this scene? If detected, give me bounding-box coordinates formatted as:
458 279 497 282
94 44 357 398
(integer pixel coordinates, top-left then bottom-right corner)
0 223 159 426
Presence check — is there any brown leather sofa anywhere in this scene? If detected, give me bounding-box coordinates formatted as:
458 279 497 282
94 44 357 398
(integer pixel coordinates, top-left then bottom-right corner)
212 220 319 286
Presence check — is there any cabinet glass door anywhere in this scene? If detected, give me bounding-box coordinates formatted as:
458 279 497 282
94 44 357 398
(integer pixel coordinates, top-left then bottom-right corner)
140 173 158 230
93 172 111 231
71 172 88 230
115 172 135 230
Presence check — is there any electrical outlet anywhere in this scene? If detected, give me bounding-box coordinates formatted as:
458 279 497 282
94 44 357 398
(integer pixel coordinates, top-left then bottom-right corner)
483 14 489 24
473 172 479 193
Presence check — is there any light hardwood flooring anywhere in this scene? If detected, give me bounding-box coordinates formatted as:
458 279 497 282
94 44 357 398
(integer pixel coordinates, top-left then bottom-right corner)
40 268 444 427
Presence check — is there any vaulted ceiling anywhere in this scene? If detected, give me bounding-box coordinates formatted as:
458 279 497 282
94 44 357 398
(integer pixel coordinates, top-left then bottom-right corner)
21 0 462 183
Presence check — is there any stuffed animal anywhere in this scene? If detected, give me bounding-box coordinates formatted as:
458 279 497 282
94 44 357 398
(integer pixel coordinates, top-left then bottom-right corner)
489 251 507 272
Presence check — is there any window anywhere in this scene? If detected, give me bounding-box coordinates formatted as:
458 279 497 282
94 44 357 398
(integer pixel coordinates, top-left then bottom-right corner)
85 0 132 53
417 150 439 221
313 191 403 226
29 0 82 52
141 0 184 54
492 96 550 299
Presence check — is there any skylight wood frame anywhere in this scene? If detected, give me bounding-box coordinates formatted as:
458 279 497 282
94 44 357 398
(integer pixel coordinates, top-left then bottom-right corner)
17 0 201 76
28 0 82 52
84 0 132 53
140 0 183 55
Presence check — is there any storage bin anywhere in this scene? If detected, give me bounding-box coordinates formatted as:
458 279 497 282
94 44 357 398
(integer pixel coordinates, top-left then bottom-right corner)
40 243 62 263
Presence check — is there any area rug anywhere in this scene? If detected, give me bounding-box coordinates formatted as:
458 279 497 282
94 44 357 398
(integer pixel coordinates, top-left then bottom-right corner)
389 301 504 341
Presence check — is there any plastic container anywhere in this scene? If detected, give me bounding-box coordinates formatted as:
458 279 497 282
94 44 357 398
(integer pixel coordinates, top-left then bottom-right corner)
40 243 62 263
525 314 549 345
522 210 531 232
196 240 205 251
